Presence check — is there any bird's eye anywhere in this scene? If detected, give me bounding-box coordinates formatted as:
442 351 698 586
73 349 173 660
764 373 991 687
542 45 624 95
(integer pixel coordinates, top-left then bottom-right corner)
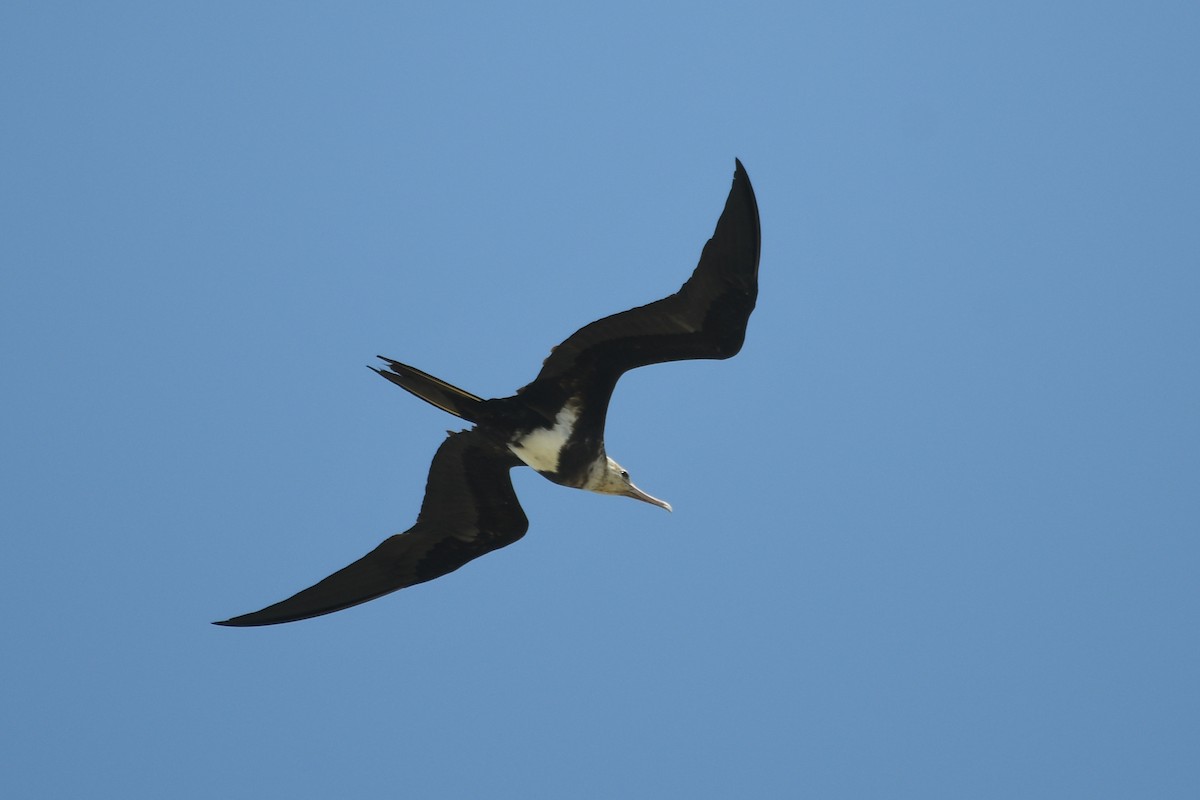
620 470 629 479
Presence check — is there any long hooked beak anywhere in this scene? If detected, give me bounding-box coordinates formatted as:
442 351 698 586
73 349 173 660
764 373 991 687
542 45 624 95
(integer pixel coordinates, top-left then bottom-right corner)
624 482 673 512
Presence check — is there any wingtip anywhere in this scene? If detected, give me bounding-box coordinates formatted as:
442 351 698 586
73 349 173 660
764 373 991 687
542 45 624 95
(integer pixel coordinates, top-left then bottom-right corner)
213 612 267 627
212 615 268 628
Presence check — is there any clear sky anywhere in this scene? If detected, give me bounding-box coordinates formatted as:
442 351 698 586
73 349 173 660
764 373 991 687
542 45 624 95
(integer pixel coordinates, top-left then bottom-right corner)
3 3 1197 798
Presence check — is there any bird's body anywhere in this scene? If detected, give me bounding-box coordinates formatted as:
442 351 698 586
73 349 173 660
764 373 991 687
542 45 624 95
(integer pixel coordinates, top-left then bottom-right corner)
216 159 760 627
503 398 590 482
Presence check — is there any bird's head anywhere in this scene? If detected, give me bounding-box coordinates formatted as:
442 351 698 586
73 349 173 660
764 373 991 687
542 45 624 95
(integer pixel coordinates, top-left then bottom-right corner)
590 456 672 512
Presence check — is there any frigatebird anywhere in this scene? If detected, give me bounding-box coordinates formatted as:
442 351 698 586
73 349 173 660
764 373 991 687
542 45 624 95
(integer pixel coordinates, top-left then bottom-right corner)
215 159 760 627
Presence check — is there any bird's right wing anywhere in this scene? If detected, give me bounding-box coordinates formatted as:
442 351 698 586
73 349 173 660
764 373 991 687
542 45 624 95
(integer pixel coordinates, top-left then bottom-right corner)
214 430 528 627
530 158 760 387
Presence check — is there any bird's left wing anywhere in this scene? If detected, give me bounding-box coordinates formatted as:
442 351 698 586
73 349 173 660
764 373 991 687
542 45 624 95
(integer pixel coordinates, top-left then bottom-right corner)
214 430 527 627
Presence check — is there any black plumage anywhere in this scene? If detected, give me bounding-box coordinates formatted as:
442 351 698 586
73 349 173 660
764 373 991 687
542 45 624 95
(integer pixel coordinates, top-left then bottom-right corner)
215 159 760 627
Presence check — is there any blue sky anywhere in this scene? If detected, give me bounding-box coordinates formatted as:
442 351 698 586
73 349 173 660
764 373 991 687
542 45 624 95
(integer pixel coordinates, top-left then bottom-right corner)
3 3 1197 797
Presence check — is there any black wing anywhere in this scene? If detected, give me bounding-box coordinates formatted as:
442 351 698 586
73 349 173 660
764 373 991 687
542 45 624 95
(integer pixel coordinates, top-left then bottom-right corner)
214 430 527 627
518 159 760 418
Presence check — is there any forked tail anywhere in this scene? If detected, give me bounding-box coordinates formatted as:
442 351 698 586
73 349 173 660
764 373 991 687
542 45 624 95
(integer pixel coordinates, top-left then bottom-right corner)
370 357 485 422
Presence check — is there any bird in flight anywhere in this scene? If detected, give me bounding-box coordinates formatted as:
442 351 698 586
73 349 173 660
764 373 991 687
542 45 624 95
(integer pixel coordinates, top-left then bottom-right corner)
215 159 760 626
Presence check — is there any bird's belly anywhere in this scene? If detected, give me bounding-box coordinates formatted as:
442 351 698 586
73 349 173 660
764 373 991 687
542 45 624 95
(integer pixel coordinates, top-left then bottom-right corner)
507 401 579 474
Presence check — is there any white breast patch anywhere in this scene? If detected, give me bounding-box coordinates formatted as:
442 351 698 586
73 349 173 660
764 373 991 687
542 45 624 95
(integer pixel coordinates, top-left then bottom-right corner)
508 402 580 473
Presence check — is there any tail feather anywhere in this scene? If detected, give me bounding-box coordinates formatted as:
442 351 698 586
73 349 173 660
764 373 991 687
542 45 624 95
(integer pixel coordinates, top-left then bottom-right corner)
371 357 484 422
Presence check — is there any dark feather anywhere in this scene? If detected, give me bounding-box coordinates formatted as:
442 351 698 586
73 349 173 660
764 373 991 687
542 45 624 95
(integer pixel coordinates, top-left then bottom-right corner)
369 358 485 422
215 159 760 626
214 430 527 627
518 159 760 427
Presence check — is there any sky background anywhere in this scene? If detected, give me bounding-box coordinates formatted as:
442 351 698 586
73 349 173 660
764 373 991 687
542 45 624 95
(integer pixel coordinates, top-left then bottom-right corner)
3 3 1198 798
